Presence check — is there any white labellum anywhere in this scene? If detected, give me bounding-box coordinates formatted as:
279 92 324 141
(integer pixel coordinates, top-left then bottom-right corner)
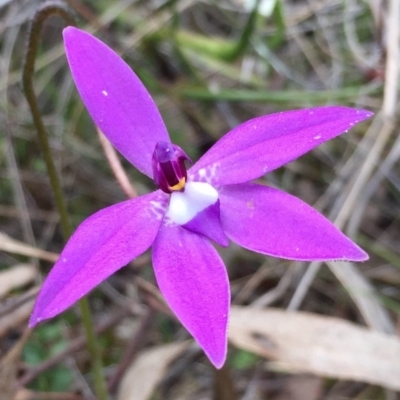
166 182 218 225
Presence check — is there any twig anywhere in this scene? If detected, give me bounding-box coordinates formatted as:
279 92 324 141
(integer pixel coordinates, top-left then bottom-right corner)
0 286 39 318
251 267 295 308
14 389 85 400
96 128 137 198
382 0 400 118
334 114 393 228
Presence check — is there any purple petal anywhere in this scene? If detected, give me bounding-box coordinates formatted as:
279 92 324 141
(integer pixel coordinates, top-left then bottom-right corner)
190 107 373 186
30 191 167 326
152 224 230 368
219 183 368 261
183 201 229 247
63 27 170 177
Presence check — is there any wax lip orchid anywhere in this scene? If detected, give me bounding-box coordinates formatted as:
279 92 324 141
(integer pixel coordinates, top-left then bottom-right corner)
29 26 372 368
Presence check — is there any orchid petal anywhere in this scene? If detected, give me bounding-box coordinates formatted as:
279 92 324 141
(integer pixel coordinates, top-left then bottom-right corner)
30 191 167 326
190 107 373 186
183 201 229 247
152 224 230 368
63 27 170 177
219 183 368 261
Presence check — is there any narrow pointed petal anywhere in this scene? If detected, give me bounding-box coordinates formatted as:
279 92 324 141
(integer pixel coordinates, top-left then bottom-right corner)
219 183 368 261
190 107 373 186
152 224 230 368
30 191 167 326
63 27 170 177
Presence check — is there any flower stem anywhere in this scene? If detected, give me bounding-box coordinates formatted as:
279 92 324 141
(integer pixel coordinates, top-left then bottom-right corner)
22 3 109 399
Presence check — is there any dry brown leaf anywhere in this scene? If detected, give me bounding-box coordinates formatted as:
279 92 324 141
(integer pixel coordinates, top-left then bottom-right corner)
229 306 400 390
272 375 323 400
117 342 189 400
0 264 38 298
0 232 58 262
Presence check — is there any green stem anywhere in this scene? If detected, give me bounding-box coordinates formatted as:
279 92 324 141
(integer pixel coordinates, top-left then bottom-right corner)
22 2 74 238
22 3 109 399
178 85 381 103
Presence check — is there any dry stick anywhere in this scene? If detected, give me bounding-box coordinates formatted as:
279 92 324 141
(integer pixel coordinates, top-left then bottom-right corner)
0 232 58 262
0 204 58 222
96 128 137 198
327 260 395 334
0 286 40 318
15 389 85 400
232 262 274 305
251 267 296 308
287 261 320 310
107 309 154 393
134 277 175 318
381 0 400 118
18 307 132 387
334 116 394 229
348 127 400 237
288 0 399 332
327 114 387 219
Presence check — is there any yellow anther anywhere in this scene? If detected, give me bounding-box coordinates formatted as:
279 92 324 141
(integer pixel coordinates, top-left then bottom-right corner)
169 177 186 191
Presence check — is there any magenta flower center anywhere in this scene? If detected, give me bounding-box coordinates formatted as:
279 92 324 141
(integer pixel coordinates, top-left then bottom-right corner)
152 141 191 193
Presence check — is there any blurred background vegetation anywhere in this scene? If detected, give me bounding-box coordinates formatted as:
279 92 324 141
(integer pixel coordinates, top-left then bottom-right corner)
0 0 399 399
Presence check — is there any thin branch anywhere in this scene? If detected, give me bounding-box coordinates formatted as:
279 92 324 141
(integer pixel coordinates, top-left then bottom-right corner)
97 128 137 198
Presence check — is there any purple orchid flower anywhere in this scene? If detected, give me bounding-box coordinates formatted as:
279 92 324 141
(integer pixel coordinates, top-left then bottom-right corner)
29 27 372 369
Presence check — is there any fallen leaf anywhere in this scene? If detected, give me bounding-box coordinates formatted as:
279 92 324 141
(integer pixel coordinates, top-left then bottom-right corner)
0 264 37 299
272 375 322 400
117 342 189 400
229 306 400 390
